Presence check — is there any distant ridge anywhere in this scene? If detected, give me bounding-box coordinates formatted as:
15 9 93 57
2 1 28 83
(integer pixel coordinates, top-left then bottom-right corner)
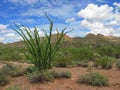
85 33 120 41
6 34 71 47
2 33 120 47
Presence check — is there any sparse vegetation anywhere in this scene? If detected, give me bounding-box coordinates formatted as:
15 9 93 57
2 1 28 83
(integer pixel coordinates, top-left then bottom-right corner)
5 85 30 90
77 72 108 86
29 70 54 83
76 61 89 67
55 56 74 67
51 70 71 78
116 60 120 70
0 72 9 86
0 63 24 77
95 56 115 69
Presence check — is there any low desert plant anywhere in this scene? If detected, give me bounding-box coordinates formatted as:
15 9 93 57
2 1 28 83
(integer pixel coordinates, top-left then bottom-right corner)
13 15 72 71
24 66 37 74
51 70 71 78
5 85 30 90
0 72 9 86
0 63 24 77
29 70 54 83
100 57 115 69
87 65 93 72
97 46 114 57
70 47 94 61
116 60 120 70
77 72 108 86
94 56 115 69
77 61 88 67
55 56 74 67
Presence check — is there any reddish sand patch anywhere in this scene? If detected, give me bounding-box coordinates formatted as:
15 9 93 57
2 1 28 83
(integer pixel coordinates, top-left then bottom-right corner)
0 62 120 90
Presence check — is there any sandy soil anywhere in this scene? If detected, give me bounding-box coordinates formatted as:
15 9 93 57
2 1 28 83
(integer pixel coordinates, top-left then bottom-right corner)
0 62 120 90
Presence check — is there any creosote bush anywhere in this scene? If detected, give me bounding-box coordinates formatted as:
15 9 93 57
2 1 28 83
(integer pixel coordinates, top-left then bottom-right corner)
51 70 71 78
70 47 94 61
29 70 54 83
0 63 24 77
77 72 108 86
5 85 30 90
55 56 74 67
76 61 88 67
0 72 9 86
29 70 71 83
97 57 115 69
116 60 120 70
13 15 71 71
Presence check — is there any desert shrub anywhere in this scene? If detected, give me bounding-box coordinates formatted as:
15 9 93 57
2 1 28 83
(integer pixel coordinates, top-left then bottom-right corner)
55 56 74 67
113 46 120 58
0 63 24 77
76 60 88 67
70 47 94 61
94 56 115 69
0 47 25 61
77 72 108 86
97 46 114 57
54 48 75 67
24 66 37 74
5 85 30 90
87 65 93 72
13 16 71 71
51 70 71 78
93 53 101 61
99 57 115 69
93 62 99 67
93 53 102 67
116 60 120 70
29 70 54 83
0 72 9 86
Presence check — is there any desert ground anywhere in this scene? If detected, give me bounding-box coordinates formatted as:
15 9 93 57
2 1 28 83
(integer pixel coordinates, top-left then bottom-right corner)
0 61 120 90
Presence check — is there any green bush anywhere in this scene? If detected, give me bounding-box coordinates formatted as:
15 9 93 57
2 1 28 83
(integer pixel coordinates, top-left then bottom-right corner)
100 57 115 69
97 46 115 57
0 64 24 77
24 66 37 74
29 70 54 83
0 47 25 61
55 56 74 67
5 85 30 90
0 72 9 86
51 70 71 78
116 60 120 70
77 72 108 86
76 61 88 67
13 16 71 71
94 56 115 69
70 47 94 61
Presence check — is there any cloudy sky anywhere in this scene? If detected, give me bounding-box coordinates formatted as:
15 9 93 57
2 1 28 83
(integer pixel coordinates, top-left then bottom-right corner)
0 0 120 43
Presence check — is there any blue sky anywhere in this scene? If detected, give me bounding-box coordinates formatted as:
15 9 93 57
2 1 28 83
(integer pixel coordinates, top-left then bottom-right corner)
0 0 120 43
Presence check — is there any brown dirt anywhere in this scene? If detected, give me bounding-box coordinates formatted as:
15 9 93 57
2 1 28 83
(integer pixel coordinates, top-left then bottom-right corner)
0 62 120 90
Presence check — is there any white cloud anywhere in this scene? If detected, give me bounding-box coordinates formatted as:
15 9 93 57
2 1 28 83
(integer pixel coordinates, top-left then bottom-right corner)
114 2 120 13
5 33 15 37
77 3 120 37
0 37 4 42
0 24 8 31
65 17 76 23
22 4 75 18
77 4 113 21
0 23 20 43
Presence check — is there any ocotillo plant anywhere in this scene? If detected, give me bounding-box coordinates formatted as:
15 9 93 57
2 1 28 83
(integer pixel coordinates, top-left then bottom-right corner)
13 16 71 71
